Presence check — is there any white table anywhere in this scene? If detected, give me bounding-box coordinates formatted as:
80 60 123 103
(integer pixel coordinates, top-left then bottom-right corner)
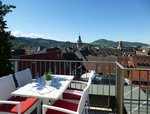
12 74 74 104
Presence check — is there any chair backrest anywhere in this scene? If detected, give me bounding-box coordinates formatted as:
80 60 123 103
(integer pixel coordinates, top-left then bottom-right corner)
76 70 95 113
15 68 33 87
0 74 16 100
77 79 91 114
87 70 95 86
90 70 95 80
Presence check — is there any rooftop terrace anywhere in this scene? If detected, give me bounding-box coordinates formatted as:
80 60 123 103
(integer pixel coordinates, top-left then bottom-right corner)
9 59 150 114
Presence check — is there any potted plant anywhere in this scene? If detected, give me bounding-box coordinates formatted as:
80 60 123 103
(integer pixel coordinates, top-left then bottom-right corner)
44 72 52 85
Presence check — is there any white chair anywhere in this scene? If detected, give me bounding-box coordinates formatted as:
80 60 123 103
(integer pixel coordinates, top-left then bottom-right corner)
80 72 92 81
63 70 95 102
42 77 91 114
15 68 33 87
0 74 41 114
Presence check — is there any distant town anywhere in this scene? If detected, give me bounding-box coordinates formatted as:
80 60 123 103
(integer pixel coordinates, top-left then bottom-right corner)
11 35 150 89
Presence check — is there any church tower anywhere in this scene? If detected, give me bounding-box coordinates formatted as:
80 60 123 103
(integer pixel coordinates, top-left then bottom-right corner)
117 41 123 49
77 34 83 48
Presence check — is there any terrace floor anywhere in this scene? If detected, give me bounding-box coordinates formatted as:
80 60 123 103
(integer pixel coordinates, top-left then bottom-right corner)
89 94 117 114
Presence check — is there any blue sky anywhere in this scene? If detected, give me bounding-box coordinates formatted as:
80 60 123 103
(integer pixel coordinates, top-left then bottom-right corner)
4 0 150 44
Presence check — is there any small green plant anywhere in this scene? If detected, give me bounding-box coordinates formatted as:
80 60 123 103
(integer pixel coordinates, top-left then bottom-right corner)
44 72 52 80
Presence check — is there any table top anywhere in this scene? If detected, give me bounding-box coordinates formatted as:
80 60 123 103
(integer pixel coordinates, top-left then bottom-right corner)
12 74 74 101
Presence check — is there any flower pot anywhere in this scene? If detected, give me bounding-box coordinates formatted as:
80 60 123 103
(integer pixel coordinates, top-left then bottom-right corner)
45 80 52 86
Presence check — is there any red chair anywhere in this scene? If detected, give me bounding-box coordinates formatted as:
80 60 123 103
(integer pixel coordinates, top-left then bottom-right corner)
0 74 41 114
63 70 95 102
42 76 92 114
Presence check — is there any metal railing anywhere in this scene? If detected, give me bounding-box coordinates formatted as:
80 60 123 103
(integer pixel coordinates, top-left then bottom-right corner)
116 62 150 114
10 59 150 114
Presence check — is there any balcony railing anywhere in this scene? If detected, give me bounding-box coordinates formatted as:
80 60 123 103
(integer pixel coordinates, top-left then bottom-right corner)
10 59 150 114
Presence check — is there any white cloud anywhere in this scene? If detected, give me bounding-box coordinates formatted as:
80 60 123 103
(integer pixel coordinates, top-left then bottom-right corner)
11 31 51 39
11 31 24 37
74 38 78 42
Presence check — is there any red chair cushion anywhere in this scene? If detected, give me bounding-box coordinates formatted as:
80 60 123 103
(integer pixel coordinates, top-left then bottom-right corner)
0 96 38 114
67 87 83 91
63 92 81 100
46 100 78 114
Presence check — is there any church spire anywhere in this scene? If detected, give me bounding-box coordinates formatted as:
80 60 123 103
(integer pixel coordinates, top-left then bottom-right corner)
77 33 83 48
117 41 123 49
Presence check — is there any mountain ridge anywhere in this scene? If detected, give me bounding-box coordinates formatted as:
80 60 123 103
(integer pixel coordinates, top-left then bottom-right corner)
91 39 149 47
10 36 149 49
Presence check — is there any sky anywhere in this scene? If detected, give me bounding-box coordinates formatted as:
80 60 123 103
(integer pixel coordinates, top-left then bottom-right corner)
3 0 150 44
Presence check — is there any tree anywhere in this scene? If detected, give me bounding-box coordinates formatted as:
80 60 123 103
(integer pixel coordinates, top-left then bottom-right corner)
0 1 15 77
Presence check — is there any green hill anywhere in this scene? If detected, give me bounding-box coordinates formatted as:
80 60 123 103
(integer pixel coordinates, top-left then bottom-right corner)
91 39 149 48
10 36 149 49
10 36 76 49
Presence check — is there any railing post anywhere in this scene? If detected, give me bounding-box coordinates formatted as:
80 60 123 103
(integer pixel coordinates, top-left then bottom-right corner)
116 64 119 113
120 69 125 114
116 62 124 114
14 61 19 72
